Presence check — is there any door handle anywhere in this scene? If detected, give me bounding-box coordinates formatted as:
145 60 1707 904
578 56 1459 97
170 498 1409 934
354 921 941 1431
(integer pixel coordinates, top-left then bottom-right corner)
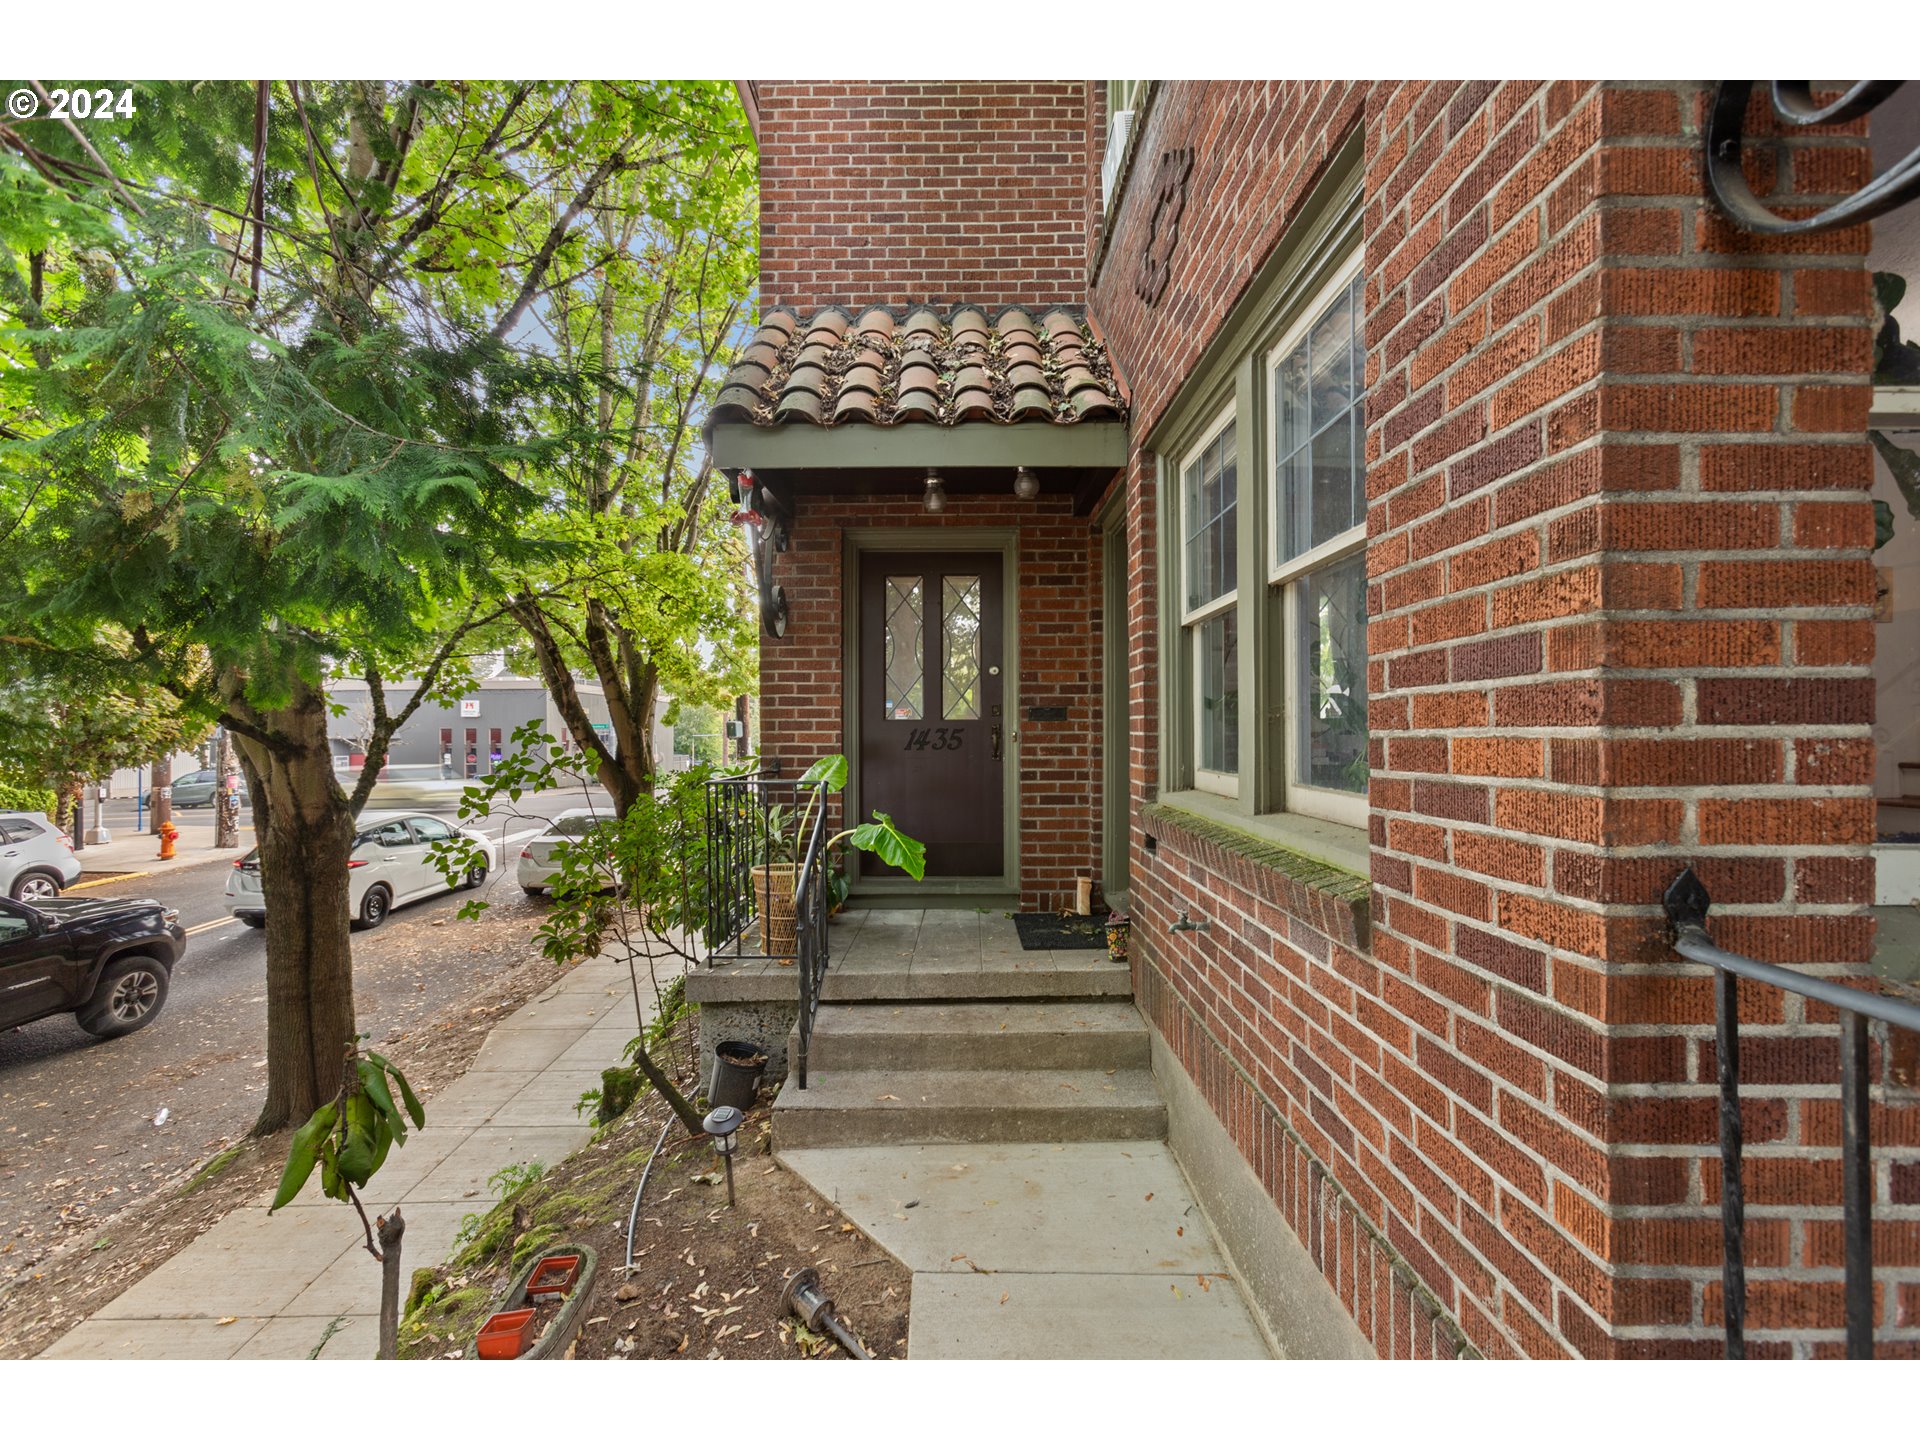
991 725 1002 761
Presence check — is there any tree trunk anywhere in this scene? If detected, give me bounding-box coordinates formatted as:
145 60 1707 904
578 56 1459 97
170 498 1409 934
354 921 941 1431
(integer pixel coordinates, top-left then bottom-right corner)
213 728 239 849
377 1208 405 1359
237 682 359 1135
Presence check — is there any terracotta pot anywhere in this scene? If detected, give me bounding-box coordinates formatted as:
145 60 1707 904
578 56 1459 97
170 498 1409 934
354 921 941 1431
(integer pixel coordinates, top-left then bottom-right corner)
752 863 798 956
526 1255 580 1299
476 1307 538 1360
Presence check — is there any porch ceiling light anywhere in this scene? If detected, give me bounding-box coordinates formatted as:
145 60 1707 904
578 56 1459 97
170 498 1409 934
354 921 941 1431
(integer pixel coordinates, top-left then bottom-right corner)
1013 466 1039 500
923 468 948 514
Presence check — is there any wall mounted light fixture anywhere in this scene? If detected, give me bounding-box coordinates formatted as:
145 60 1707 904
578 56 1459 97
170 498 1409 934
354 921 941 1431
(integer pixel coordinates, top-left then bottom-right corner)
923 468 947 514
1013 466 1039 500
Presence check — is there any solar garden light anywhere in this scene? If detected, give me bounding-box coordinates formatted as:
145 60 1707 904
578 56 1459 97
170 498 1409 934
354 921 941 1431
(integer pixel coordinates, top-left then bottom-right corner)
1013 465 1039 500
922 468 948 514
703 1104 745 1207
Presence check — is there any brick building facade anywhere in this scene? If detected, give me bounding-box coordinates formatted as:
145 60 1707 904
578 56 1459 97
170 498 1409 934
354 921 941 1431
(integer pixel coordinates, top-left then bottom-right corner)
712 80 1917 1358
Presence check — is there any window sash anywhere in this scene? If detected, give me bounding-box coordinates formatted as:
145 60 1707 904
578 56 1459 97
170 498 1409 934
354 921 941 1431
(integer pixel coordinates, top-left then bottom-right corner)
1180 408 1238 622
1267 252 1367 586
1278 542 1369 829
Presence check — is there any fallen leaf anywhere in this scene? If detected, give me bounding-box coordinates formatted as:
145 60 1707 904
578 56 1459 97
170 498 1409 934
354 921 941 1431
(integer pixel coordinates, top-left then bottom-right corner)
215 1316 237 1326
1198 1274 1212 1292
999 1291 1009 1305
1176 1226 1184 1237
1144 1192 1154 1202
876 1094 900 1102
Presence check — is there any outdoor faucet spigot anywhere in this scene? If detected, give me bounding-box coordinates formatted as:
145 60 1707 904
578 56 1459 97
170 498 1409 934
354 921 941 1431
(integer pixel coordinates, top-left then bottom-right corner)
1169 910 1210 935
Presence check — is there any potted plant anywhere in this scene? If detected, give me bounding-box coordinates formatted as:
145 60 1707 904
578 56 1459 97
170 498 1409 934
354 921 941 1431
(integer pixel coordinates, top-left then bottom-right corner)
752 755 926 955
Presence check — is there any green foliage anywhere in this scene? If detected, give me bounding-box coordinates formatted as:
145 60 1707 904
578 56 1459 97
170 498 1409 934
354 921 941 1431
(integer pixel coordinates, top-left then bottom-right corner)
487 1161 547 1201
0 782 56 817
762 754 928 882
270 1047 424 1213
0 83 757 1127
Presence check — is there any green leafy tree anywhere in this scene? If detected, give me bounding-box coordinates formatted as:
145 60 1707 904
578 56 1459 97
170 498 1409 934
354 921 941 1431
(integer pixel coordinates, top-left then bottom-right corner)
496 123 759 815
0 80 748 1132
0 650 213 835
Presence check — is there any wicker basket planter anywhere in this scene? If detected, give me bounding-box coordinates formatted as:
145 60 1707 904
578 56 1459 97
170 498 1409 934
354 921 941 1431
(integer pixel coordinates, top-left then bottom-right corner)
752 863 798 957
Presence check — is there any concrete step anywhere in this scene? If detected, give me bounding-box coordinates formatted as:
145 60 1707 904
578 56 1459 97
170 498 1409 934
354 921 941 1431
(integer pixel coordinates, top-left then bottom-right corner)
804 1001 1150 1073
773 1068 1167 1148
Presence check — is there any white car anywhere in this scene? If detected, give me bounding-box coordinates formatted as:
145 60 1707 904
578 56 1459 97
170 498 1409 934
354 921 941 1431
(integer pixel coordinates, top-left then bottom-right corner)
225 812 492 930
516 808 617 895
0 812 82 901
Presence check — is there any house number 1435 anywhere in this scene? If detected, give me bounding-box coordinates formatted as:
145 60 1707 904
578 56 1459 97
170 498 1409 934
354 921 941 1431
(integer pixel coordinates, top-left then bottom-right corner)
902 727 963 752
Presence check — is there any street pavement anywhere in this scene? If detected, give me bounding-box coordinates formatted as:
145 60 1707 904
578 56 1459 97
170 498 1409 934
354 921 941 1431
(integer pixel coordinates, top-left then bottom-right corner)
0 786 610 1287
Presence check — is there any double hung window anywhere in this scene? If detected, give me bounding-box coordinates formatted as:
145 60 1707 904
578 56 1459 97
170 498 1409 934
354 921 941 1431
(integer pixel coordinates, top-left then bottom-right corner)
1168 241 1369 830
1268 255 1368 826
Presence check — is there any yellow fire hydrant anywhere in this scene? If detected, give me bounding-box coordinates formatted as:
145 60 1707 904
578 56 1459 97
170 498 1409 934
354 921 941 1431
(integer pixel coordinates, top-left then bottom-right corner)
157 821 179 861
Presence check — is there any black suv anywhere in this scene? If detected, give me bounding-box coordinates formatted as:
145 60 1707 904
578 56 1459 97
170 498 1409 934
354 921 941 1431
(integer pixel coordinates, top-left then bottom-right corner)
0 894 187 1039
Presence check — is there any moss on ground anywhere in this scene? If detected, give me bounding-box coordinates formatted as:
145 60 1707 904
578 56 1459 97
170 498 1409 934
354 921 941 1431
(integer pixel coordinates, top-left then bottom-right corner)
398 1102 688 1358
181 1144 246 1195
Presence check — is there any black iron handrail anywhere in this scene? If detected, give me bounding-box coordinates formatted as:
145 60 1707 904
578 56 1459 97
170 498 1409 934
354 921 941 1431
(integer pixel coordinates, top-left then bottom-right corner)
1665 867 1920 1359
791 792 830 1090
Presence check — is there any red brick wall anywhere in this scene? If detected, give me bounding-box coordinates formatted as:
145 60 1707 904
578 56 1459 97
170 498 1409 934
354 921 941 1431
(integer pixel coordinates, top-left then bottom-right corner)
758 490 1102 910
754 81 1097 312
1093 81 1897 1359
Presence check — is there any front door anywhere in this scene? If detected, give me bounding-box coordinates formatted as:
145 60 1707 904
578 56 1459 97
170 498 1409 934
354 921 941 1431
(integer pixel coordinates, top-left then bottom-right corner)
858 552 1005 878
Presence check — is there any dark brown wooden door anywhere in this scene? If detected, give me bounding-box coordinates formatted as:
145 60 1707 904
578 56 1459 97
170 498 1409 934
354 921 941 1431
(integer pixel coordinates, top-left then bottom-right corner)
858 552 1005 877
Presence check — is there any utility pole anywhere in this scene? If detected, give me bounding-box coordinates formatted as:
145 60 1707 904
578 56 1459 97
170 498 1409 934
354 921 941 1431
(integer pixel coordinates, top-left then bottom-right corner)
150 753 172 835
213 727 239 849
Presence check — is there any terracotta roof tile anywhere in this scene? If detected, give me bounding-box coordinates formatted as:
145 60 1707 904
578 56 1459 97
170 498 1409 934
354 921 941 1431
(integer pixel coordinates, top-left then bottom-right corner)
707 303 1127 431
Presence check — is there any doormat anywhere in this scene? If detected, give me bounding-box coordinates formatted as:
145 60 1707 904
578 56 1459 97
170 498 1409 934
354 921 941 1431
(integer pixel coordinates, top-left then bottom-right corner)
1012 913 1107 950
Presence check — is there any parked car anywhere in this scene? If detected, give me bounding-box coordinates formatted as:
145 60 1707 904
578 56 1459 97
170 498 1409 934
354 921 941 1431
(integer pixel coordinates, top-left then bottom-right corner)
165 768 250 808
0 811 82 902
515 808 618 895
0 892 185 1037
224 812 492 930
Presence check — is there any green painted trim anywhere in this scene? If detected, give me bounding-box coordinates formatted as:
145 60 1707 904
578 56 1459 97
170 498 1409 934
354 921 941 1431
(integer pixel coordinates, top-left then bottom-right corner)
711 421 1128 471
1101 512 1131 899
1142 801 1370 902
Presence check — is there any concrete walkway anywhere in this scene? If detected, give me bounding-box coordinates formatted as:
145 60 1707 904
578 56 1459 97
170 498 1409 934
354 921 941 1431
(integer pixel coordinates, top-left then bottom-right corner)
41 958 659 1359
781 1141 1273 1358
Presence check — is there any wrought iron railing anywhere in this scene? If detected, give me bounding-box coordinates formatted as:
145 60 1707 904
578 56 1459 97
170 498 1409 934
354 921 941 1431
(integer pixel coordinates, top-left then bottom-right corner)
1665 867 1920 1358
701 768 833 1087
790 793 831 1091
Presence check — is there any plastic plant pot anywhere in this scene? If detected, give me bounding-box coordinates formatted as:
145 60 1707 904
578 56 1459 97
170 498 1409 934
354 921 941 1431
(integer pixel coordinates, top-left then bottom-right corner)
1104 913 1131 964
476 1307 539 1360
526 1255 581 1299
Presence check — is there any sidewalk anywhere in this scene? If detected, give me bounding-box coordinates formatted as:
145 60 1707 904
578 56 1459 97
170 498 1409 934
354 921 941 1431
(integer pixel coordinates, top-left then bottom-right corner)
64 828 254 885
40 958 659 1359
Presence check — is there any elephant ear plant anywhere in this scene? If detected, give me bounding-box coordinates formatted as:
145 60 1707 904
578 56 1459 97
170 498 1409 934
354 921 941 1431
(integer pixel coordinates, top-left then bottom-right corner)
270 1042 427 1359
780 755 928 909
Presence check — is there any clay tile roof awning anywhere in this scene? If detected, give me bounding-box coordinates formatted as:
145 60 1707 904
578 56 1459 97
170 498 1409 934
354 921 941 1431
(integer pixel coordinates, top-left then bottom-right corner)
707 304 1128 443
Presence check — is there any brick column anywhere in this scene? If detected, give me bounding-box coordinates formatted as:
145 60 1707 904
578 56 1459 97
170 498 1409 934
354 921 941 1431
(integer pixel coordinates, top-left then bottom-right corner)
1368 82 1884 1357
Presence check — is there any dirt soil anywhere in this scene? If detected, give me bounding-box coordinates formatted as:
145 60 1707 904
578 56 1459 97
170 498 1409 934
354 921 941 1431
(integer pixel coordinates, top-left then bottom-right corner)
0 901 575 1360
399 1049 911 1361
